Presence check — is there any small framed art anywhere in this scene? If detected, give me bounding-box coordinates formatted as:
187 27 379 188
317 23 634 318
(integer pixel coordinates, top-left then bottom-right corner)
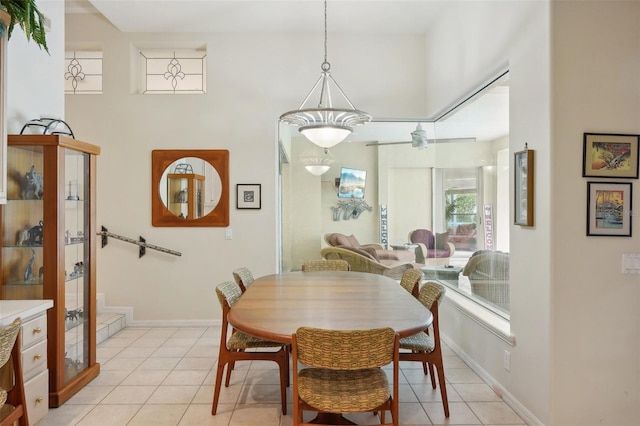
582 133 639 178
514 148 534 226
586 181 632 237
237 184 261 209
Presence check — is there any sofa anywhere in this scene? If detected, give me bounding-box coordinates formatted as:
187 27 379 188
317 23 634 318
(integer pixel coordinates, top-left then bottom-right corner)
324 233 415 265
408 229 455 266
447 223 477 251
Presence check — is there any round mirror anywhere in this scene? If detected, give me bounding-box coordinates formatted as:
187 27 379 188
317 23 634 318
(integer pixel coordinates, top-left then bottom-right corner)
159 157 222 220
152 149 229 227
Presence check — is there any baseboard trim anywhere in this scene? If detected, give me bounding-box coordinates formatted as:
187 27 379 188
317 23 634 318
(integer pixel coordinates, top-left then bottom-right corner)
442 334 544 426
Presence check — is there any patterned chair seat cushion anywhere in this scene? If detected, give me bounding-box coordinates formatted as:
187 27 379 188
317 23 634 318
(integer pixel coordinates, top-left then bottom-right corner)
399 332 435 352
0 388 6 407
298 367 390 412
227 331 284 350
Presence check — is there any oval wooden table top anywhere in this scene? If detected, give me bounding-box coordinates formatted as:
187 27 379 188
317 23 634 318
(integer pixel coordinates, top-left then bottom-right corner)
227 271 432 344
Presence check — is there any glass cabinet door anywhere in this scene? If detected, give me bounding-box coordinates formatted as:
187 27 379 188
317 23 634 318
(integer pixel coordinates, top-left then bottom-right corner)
167 173 205 220
63 148 90 383
1 145 45 300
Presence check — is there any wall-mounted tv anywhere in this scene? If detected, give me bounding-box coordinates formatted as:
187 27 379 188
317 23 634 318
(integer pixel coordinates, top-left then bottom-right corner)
338 167 367 199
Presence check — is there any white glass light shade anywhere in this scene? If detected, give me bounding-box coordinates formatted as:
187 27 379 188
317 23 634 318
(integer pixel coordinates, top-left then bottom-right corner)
300 126 352 149
304 164 331 176
300 145 333 176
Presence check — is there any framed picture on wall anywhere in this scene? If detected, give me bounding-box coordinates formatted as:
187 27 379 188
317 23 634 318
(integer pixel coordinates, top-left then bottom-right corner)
582 133 639 178
237 184 261 209
586 181 632 237
514 148 534 226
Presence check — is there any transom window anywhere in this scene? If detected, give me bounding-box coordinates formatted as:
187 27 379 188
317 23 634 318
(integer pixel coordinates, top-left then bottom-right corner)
139 50 207 94
64 51 103 95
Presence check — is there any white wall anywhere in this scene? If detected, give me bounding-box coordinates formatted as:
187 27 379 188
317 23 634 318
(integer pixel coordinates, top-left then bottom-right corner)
551 2 640 424
65 14 428 321
6 1 65 132
423 1 552 424
60 2 640 424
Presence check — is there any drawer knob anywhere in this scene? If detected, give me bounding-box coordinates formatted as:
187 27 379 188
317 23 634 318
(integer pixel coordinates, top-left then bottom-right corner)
34 354 42 360
33 327 42 334
35 397 43 404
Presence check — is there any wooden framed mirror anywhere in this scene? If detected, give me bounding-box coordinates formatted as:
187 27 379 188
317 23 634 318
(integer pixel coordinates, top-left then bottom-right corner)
152 149 229 227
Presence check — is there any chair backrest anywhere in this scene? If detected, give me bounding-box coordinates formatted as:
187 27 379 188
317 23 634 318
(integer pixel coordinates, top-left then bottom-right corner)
462 251 510 280
399 269 422 298
409 229 435 249
0 318 21 369
418 281 446 312
302 259 351 272
232 267 255 292
294 327 397 370
215 280 243 311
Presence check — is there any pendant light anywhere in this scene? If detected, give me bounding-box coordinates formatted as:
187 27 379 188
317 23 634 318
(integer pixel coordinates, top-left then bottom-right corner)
280 0 371 149
300 145 333 176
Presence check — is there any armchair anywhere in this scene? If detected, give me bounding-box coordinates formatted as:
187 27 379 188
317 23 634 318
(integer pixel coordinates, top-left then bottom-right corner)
320 246 415 280
408 229 455 266
462 250 510 310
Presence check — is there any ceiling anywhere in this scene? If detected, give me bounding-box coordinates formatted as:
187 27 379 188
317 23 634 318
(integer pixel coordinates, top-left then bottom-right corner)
65 0 446 35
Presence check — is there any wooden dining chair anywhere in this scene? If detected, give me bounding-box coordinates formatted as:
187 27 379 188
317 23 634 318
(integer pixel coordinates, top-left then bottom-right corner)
301 259 351 272
212 281 289 415
232 267 255 293
399 268 423 298
292 327 400 426
0 318 27 426
399 281 449 418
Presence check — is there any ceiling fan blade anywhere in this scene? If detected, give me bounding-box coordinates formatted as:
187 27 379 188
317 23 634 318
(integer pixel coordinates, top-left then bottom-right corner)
365 141 411 147
365 137 475 147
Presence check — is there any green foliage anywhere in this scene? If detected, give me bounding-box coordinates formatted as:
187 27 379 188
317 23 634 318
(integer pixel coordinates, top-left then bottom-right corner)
0 0 49 53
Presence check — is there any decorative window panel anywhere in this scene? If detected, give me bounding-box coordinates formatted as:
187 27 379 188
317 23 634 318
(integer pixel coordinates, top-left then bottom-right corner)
139 50 206 94
65 51 103 94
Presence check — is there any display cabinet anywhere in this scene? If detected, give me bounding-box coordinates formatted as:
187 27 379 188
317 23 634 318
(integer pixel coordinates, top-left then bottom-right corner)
0 134 101 407
167 173 204 220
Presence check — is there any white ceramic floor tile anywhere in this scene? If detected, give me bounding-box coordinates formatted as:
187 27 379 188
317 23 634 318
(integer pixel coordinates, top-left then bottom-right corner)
162 369 209 386
229 404 282 426
100 385 157 405
121 369 171 386
147 385 199 404
422 401 481 425
467 401 526 424
76 404 141 426
451 383 503 402
35 325 528 426
179 403 233 426
128 404 189 426
36 404 94 426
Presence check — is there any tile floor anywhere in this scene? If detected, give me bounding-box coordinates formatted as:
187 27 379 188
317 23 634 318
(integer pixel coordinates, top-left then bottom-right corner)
37 325 527 426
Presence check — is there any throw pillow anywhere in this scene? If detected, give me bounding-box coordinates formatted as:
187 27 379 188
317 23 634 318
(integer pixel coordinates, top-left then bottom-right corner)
333 233 351 247
435 232 449 250
346 234 360 248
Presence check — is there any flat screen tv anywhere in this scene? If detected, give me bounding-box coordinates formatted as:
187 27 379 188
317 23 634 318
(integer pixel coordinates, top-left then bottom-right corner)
338 167 367 199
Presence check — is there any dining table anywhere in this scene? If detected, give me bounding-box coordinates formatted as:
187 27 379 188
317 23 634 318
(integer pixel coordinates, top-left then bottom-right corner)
227 270 433 424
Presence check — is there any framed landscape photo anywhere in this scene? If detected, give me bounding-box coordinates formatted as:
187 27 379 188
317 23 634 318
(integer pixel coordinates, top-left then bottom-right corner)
237 184 261 209
514 148 534 226
582 133 639 178
587 181 632 237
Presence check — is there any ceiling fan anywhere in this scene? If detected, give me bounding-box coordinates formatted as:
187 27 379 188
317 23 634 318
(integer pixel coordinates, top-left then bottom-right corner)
365 123 475 149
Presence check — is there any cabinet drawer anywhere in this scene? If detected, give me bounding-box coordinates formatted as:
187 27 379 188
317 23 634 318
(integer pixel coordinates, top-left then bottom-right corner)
21 315 47 348
22 339 47 381
24 369 48 425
